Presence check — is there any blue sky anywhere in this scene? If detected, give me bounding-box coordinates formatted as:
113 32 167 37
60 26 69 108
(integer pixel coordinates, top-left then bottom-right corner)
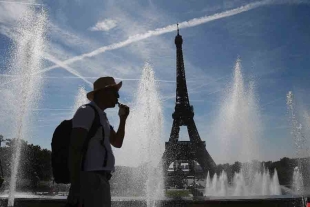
0 0 310 165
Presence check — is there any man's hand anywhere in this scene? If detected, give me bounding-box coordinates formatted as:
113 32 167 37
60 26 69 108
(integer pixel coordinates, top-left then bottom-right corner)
118 103 130 120
111 103 129 148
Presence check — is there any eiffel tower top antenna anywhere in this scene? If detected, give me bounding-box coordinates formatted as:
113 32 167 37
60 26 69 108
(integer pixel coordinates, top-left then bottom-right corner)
175 24 183 46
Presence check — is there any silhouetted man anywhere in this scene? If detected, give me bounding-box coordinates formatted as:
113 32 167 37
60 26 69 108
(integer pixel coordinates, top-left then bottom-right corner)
67 77 130 207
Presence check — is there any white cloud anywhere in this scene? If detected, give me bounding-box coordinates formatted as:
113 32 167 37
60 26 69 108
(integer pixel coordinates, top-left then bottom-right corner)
89 18 117 32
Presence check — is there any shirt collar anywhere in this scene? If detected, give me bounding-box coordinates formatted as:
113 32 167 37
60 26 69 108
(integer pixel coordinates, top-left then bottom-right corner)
89 101 106 115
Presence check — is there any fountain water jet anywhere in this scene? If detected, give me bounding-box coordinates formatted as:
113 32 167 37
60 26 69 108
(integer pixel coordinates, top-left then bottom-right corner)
292 167 303 194
205 168 281 196
212 58 262 164
286 91 310 195
135 63 164 206
206 58 281 197
0 8 47 207
71 86 88 115
114 63 164 206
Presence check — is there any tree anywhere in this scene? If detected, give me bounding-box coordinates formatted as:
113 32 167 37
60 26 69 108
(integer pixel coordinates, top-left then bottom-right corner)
0 137 52 181
231 161 242 173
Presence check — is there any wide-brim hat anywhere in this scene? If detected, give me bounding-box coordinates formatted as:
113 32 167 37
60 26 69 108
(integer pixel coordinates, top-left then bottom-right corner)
87 77 122 101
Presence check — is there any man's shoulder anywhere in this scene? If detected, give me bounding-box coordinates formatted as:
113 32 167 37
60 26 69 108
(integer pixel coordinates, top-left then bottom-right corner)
79 104 93 110
72 104 96 129
77 104 94 112
73 104 95 119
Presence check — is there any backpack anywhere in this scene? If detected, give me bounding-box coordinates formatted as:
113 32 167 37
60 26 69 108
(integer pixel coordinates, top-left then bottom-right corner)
51 104 103 184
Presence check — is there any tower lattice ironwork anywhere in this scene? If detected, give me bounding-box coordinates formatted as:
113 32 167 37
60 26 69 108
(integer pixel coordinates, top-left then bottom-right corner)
162 26 216 180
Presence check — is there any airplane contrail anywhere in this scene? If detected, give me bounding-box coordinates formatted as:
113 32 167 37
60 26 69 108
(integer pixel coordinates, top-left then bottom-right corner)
43 53 93 86
0 52 93 87
38 0 274 75
0 0 42 6
0 73 177 82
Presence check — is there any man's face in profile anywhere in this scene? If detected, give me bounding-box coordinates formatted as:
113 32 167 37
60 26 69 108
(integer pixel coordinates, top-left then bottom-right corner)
99 87 119 108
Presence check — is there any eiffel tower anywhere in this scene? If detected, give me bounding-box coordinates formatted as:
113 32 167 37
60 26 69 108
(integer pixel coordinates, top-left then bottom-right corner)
162 26 216 180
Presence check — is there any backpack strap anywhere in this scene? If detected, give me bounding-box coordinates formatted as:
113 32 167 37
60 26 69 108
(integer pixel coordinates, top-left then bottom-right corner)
100 127 108 167
101 125 114 167
81 104 102 171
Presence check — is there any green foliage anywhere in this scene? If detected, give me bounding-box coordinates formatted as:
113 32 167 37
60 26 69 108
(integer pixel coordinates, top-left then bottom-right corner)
0 136 52 182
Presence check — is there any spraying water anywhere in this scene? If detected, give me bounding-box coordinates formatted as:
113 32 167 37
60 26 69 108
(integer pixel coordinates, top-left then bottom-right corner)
135 63 164 206
286 91 310 195
72 86 88 115
286 92 305 194
206 58 281 197
303 110 310 135
212 58 262 164
205 168 281 196
292 167 303 194
0 8 47 206
114 63 164 205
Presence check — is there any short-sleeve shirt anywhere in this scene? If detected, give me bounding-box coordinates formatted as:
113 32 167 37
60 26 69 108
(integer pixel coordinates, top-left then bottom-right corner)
72 101 115 172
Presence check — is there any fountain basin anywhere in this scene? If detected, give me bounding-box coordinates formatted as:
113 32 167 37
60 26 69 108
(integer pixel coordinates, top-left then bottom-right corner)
0 196 308 207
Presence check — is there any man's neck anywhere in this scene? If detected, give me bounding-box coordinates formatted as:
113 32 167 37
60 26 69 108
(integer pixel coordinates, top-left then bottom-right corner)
93 100 107 111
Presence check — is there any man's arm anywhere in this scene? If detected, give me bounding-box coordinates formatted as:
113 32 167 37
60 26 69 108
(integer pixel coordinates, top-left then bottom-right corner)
110 118 126 148
110 104 129 148
68 128 88 187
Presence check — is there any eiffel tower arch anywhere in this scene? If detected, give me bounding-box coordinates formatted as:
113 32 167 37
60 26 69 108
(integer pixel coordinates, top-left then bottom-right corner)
162 26 216 183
